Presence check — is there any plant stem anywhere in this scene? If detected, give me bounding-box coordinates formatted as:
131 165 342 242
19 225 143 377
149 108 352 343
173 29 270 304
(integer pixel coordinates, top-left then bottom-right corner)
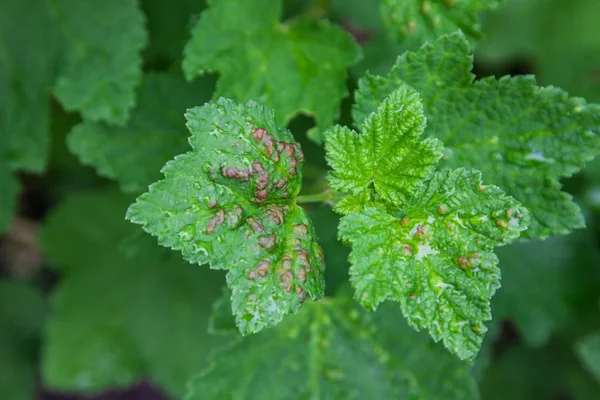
296 191 335 204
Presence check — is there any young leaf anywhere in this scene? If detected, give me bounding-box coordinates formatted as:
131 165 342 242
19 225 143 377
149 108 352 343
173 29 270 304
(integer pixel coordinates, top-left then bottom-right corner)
127 98 326 335
40 190 227 397
68 72 214 193
187 292 478 400
50 0 147 124
182 0 361 142
355 32 600 239
339 169 528 360
381 0 500 45
325 85 443 207
0 0 60 172
578 331 600 384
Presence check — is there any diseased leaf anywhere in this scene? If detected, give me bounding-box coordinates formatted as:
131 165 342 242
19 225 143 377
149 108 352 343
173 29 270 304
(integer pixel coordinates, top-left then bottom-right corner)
0 0 60 172
355 32 600 239
186 291 478 400
50 0 147 124
0 281 45 400
578 331 600 384
182 0 361 142
381 0 500 45
127 98 325 334
492 231 600 347
339 169 528 360
325 85 443 207
68 72 215 193
40 190 227 397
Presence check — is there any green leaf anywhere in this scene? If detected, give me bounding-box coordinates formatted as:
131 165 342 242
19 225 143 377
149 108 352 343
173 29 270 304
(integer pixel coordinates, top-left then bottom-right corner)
50 0 147 124
480 342 600 400
186 292 478 400
40 189 227 397
355 32 600 239
0 157 19 234
578 330 600 384
380 0 500 45
325 85 443 207
492 231 600 347
68 72 215 193
127 98 326 335
0 0 60 172
339 169 529 360
182 0 361 143
0 280 45 400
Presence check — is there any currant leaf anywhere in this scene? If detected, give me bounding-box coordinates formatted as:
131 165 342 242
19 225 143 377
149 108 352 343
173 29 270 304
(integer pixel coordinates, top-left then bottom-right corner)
182 0 361 143
338 169 528 360
186 291 478 400
354 32 600 239
127 98 326 335
325 85 443 207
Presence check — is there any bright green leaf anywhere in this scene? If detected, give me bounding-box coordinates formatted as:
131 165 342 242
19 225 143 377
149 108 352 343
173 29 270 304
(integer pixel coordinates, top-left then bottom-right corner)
50 0 147 124
68 72 214 193
0 280 45 400
187 292 478 400
380 0 500 45
40 190 227 397
325 85 442 207
127 98 325 335
354 32 600 239
182 0 361 142
578 331 600 384
339 169 529 359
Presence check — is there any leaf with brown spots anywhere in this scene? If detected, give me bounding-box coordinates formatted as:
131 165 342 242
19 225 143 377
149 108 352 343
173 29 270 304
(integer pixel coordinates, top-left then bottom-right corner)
338 169 529 360
127 98 325 335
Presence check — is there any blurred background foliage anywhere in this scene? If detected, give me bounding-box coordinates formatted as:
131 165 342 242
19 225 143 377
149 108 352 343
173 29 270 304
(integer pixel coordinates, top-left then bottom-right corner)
1 0 600 399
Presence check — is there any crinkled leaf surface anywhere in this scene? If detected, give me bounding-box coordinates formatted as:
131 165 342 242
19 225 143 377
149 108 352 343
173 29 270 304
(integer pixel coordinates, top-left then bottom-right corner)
381 0 499 45
40 190 226 397
354 32 600 239
186 292 478 400
0 280 45 400
339 169 529 359
182 0 361 142
49 0 147 124
0 0 60 172
0 157 19 234
127 98 325 334
68 72 214 193
492 231 600 347
578 331 600 384
325 85 443 207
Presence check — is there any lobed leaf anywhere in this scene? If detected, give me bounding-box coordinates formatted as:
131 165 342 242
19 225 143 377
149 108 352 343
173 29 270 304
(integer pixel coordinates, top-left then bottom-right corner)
339 169 528 359
325 85 443 207
182 0 361 142
40 190 226 397
68 72 214 193
50 0 147 124
381 0 500 45
354 32 600 239
127 98 325 334
186 291 478 400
